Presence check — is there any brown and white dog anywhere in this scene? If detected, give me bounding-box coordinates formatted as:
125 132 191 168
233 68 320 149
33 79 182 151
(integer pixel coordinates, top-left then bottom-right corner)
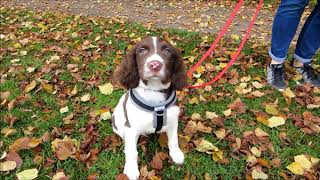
112 36 187 179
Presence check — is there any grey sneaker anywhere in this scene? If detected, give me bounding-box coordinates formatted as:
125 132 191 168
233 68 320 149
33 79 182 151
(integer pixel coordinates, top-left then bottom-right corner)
294 62 320 87
267 63 287 91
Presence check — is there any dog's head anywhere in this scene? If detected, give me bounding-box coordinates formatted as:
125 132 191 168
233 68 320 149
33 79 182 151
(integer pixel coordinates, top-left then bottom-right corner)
114 36 187 90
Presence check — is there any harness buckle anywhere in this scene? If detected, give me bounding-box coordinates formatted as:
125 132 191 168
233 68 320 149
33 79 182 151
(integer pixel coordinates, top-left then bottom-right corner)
154 106 166 112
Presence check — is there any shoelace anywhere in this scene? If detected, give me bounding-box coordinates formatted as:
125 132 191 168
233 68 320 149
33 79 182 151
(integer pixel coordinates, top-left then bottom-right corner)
273 65 285 82
303 63 317 80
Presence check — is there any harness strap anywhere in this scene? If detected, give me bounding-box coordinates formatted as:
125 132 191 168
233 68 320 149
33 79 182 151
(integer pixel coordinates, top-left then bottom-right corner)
129 89 177 132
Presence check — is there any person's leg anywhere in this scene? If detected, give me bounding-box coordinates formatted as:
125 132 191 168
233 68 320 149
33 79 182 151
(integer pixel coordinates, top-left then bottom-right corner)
267 0 310 91
293 1 320 87
269 0 309 64
294 1 320 64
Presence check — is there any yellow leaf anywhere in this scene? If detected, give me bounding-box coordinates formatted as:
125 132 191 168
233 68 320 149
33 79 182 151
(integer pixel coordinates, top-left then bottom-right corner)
214 128 226 139
42 84 53 93
205 111 218 119
294 155 312 171
13 43 22 49
254 128 269 137
28 138 41 148
194 139 218 154
100 111 111 120
196 66 206 74
24 80 36 93
71 32 78 38
252 81 264 89
50 55 60 61
219 63 227 68
252 169 268 180
0 152 7 160
53 172 67 180
99 83 113 95
223 109 231 117
69 85 77 96
0 161 16 171
240 76 251 82
212 149 224 162
251 90 265 97
80 94 91 102
189 97 199 104
231 34 240 41
129 33 135 38
1 128 16 137
20 51 27 56
267 116 285 128
250 147 261 157
287 162 304 175
283 88 296 98
191 113 201 120
16 168 38 180
265 104 279 115
59 106 69 114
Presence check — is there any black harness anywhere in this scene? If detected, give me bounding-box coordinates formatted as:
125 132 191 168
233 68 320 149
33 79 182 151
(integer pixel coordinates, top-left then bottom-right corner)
129 89 177 132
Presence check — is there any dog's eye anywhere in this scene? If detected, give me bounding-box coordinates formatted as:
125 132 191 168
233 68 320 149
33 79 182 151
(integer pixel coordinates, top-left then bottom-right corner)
163 47 171 55
139 48 148 55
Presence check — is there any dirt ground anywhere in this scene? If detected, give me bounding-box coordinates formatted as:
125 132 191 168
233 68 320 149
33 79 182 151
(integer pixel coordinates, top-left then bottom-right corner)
1 0 312 42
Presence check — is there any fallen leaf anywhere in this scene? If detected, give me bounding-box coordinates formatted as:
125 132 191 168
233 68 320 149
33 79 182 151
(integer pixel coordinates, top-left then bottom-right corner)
16 168 38 180
205 111 218 119
60 106 69 114
99 83 113 95
9 137 32 152
0 151 7 160
214 128 226 139
283 88 296 98
80 94 91 102
250 147 261 157
194 139 218 154
24 80 36 93
294 155 312 171
100 111 111 120
265 104 279 115
252 81 264 89
287 162 304 175
0 161 16 171
5 151 23 169
252 168 268 179
191 113 201 120
52 171 68 180
267 116 285 128
223 109 231 117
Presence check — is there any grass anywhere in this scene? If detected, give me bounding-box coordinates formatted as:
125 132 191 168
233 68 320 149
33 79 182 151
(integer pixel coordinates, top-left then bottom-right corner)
1 7 320 180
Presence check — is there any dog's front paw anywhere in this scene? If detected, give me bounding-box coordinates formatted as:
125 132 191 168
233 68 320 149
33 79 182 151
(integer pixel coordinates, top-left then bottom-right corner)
124 163 140 180
169 148 184 164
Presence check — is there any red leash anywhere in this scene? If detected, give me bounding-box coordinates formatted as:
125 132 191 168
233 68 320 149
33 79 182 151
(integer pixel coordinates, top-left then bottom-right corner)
186 0 263 89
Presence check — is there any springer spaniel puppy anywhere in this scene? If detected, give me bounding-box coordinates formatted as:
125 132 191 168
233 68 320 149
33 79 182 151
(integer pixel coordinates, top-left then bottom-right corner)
112 36 187 179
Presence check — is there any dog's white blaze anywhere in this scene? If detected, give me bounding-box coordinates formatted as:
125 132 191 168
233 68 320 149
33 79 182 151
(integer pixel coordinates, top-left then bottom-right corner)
152 36 157 53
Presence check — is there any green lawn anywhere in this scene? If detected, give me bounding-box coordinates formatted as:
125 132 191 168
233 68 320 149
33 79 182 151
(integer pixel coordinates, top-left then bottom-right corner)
0 7 319 180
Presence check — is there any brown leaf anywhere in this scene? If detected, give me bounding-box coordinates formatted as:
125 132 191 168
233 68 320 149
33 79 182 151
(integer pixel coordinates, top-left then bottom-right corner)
151 152 164 170
115 174 129 180
87 173 99 180
5 151 22 169
24 80 37 93
228 98 246 113
52 137 77 161
9 137 32 152
158 133 168 148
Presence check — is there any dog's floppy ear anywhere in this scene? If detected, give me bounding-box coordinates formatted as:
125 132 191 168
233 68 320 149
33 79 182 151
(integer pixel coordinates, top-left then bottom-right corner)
114 46 140 89
171 47 187 90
